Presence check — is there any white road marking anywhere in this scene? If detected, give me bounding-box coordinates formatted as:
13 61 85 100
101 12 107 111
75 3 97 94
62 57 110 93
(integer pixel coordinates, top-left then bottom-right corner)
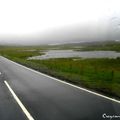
0 72 1 75
2 56 120 104
4 81 34 120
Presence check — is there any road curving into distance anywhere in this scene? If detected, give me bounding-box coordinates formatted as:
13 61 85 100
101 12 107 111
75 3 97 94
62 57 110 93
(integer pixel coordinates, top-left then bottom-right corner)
0 56 120 120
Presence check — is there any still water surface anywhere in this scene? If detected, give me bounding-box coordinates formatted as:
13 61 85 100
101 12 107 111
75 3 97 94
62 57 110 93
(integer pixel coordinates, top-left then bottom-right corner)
28 50 120 60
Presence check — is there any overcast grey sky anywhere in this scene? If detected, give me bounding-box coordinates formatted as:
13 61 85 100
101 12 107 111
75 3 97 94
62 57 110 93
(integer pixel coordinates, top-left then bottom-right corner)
0 0 120 45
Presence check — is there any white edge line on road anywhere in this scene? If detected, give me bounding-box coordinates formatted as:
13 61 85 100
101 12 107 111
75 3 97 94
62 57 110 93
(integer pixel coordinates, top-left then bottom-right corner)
3 56 120 104
4 81 34 120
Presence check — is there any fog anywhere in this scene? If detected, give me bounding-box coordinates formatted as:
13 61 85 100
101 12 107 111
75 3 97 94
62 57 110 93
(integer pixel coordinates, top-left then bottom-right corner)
0 0 119 45
0 19 119 45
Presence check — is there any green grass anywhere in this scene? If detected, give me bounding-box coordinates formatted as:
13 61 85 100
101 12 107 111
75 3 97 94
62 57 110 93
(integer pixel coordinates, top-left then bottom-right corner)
30 58 120 98
0 46 120 99
77 42 120 52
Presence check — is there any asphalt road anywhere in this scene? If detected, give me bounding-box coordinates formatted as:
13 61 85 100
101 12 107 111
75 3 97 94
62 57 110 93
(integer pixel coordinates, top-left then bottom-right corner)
0 56 120 120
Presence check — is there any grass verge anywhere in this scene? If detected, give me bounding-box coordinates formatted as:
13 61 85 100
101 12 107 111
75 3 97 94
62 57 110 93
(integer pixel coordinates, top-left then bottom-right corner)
0 46 120 99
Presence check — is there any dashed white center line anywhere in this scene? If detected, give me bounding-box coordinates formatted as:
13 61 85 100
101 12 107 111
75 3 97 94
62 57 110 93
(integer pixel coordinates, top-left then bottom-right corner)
4 81 34 120
0 72 1 75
